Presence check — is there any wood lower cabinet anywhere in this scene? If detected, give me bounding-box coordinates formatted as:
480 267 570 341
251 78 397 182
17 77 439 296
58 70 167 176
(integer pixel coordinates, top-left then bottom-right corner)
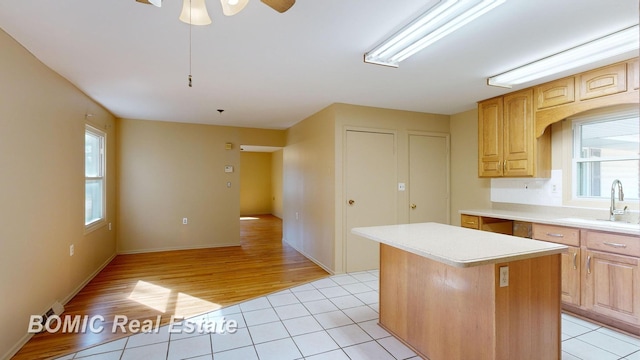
533 224 581 306
584 231 640 327
530 223 640 334
460 214 513 235
561 246 581 306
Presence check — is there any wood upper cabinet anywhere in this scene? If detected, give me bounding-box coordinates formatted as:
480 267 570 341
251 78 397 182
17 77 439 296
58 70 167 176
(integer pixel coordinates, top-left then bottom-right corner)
579 63 627 100
630 58 639 90
503 89 534 176
478 97 503 177
535 77 575 110
478 89 550 178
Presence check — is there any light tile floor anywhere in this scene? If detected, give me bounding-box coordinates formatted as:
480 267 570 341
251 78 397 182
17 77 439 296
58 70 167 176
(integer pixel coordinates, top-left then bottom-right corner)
55 270 640 360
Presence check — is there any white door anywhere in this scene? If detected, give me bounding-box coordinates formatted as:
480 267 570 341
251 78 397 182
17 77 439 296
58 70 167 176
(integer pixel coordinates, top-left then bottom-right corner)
409 133 449 224
345 130 396 272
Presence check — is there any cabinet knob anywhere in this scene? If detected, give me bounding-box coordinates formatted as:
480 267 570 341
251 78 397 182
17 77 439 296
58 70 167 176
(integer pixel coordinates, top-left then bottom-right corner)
410 204 417 209
348 199 355 205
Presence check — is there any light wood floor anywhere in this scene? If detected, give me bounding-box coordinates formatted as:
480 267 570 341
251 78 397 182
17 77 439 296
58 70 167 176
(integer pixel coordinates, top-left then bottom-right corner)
13 215 328 360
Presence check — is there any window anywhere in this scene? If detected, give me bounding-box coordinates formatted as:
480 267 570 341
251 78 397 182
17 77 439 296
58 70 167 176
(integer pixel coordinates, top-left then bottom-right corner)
85 125 106 229
572 107 639 201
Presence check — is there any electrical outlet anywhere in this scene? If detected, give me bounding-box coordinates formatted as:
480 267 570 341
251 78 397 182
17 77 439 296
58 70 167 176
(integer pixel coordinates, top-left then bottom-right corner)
70 244 74 257
499 266 509 287
182 218 188 225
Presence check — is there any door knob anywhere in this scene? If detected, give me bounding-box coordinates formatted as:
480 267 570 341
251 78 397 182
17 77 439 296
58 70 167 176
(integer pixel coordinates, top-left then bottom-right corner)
348 199 355 205
410 204 417 209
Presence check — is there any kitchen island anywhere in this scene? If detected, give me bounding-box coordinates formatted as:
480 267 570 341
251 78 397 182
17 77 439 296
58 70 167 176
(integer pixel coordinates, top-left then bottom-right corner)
352 222 567 360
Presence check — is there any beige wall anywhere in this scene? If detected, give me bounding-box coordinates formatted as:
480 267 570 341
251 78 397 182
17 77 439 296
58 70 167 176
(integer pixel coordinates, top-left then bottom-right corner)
116 119 285 253
283 103 451 273
240 152 273 216
271 150 284 219
0 30 117 359
284 106 337 271
333 103 450 273
449 109 491 224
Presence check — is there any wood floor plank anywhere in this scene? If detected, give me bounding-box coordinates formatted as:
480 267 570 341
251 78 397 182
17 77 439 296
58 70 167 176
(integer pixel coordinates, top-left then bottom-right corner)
12 215 328 360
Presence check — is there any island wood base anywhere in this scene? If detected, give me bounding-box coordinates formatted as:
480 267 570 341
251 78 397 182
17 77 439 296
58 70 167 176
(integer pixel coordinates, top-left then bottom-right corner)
379 243 561 360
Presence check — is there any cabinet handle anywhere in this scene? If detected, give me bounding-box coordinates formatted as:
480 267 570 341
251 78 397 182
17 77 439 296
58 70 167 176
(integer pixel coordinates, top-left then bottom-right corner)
503 160 506 173
572 252 577 270
464 221 476 225
603 242 627 248
586 255 591 275
546 233 565 238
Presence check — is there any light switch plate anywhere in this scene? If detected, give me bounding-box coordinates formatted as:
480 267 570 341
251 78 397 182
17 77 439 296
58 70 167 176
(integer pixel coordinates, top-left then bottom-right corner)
398 183 406 191
224 165 234 173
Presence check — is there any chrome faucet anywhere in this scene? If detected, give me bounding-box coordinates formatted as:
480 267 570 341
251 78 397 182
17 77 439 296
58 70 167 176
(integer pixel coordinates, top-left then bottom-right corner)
610 179 625 221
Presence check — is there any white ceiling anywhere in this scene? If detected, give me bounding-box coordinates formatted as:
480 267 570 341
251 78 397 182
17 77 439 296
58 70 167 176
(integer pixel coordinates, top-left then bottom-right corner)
0 0 637 130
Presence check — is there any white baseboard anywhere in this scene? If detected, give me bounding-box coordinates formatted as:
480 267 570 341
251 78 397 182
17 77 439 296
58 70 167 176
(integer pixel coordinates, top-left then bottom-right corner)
2 252 117 360
117 242 240 255
282 237 334 275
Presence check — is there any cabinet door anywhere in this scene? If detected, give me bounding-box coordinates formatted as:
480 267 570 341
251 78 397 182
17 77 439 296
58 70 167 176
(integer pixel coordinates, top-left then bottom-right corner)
584 250 640 326
478 97 503 177
460 214 480 229
503 89 534 176
579 63 627 100
561 246 581 306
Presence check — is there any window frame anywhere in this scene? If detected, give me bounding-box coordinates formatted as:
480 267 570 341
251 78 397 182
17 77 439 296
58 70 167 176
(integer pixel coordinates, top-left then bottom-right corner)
85 124 107 232
562 105 639 210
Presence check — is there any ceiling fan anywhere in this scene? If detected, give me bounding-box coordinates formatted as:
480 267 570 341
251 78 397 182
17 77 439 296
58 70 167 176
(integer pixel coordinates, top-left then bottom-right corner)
136 0 295 23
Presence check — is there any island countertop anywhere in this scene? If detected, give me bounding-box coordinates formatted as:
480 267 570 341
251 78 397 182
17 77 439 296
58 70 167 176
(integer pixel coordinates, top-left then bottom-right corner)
352 222 567 268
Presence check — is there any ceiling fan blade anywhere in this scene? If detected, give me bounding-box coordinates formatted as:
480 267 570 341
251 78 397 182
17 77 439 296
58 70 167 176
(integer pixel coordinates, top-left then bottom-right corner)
136 0 162 7
221 0 250 16
261 0 295 13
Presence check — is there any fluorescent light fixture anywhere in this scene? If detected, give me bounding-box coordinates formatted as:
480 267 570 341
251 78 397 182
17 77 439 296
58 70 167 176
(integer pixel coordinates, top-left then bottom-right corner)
180 0 212 25
364 0 506 67
488 25 640 88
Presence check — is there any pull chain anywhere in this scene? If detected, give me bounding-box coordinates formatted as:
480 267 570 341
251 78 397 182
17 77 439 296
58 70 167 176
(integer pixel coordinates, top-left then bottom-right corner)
188 0 192 87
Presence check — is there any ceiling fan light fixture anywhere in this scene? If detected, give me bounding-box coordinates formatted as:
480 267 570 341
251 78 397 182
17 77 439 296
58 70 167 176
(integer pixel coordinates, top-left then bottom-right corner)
487 24 640 88
179 0 212 25
136 0 162 7
261 0 295 13
364 0 506 67
221 0 249 16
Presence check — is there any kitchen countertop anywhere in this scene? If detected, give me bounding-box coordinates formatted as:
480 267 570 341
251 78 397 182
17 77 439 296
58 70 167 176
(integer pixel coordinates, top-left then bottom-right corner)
460 208 640 236
352 222 567 268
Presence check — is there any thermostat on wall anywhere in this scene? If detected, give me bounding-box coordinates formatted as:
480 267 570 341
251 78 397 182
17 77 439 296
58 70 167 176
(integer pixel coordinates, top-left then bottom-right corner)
224 165 234 173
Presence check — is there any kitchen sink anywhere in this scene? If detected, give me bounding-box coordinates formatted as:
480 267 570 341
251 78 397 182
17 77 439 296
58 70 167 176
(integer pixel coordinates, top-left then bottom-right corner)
558 217 640 231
